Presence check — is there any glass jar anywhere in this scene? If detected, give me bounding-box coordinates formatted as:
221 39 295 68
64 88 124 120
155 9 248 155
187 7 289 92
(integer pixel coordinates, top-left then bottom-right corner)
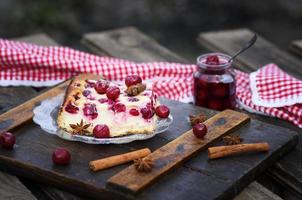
194 53 236 110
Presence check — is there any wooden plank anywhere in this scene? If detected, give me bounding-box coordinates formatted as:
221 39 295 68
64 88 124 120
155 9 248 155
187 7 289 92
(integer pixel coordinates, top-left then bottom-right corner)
0 172 37 200
290 40 302 57
197 28 302 198
15 33 58 46
107 110 250 194
82 27 297 199
234 182 283 200
82 26 187 63
197 29 302 79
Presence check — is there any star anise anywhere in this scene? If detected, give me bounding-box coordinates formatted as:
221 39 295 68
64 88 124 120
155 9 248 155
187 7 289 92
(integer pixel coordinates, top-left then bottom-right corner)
134 157 153 172
125 83 146 96
189 113 207 126
223 134 243 145
69 120 91 135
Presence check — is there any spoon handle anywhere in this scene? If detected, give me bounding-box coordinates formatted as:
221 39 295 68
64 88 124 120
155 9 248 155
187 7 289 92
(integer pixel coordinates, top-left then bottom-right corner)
229 33 257 62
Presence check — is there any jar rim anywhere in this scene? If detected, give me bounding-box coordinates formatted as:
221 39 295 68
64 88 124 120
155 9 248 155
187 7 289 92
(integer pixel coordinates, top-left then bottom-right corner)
197 52 233 70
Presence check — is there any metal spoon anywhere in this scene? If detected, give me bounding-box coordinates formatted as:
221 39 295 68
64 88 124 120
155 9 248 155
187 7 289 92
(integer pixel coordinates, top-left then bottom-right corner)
228 33 257 62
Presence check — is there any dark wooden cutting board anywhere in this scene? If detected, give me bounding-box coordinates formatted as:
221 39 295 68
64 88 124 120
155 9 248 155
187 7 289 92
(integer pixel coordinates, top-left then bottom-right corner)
0 80 298 200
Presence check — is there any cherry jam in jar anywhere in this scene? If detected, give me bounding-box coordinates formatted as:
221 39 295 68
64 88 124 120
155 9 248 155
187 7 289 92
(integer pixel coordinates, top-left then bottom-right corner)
194 53 236 110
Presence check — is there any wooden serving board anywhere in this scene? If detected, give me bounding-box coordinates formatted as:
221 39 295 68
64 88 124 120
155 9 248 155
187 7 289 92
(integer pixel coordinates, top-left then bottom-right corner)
0 78 298 200
107 110 250 194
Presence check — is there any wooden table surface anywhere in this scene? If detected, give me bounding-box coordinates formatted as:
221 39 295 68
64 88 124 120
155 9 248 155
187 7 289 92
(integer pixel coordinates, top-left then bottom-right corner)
1 27 300 199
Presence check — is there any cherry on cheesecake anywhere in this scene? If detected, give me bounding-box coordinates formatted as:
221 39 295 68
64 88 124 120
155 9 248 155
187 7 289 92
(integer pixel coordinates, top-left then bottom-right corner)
125 75 142 87
106 86 120 100
95 80 109 94
65 102 79 114
83 103 98 120
129 108 140 116
140 107 154 119
93 124 110 138
0 132 16 149
155 105 170 118
113 103 126 113
52 148 71 165
192 123 207 139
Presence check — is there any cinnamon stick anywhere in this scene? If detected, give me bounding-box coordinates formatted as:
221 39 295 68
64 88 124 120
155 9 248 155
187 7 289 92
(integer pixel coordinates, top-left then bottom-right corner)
208 143 269 159
89 148 151 171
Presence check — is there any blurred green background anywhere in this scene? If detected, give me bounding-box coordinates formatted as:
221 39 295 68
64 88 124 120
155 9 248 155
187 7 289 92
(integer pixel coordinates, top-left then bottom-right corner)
1 0 301 61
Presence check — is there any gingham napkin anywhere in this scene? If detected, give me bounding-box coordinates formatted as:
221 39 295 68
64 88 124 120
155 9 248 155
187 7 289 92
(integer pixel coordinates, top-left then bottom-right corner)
236 67 302 128
0 39 301 127
250 63 302 107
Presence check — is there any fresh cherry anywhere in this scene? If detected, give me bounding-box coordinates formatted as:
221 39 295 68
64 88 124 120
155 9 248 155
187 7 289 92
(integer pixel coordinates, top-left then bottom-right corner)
193 123 207 139
106 86 120 100
205 55 220 65
140 107 154 119
65 102 79 114
113 103 126 113
155 105 170 118
125 75 142 87
95 80 109 94
93 124 110 138
52 148 71 165
83 103 98 119
129 108 140 116
0 132 16 149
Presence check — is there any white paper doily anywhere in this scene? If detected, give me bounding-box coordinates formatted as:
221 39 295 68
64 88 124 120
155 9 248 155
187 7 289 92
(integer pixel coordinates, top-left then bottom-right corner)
33 94 173 144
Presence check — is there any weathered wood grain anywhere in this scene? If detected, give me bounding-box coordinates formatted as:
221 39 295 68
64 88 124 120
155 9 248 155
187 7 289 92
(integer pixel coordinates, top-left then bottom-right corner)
197 29 302 79
108 110 250 194
197 28 302 198
289 40 302 57
82 26 187 63
15 33 58 46
0 81 70 133
0 169 37 200
82 27 297 199
235 182 283 200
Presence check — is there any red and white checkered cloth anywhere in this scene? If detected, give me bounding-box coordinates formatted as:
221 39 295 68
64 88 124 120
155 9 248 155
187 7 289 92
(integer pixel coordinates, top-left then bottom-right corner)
250 63 302 107
0 39 301 127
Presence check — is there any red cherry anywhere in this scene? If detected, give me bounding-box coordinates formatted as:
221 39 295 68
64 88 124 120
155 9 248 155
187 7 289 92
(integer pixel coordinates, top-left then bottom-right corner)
129 108 140 116
83 103 98 119
211 83 229 98
125 75 142 87
106 86 120 100
98 98 108 104
65 102 79 114
155 105 170 118
193 123 207 138
208 100 224 110
94 80 109 94
205 55 220 65
82 90 91 97
113 103 126 112
52 148 71 165
0 132 16 149
140 107 154 119
93 124 110 138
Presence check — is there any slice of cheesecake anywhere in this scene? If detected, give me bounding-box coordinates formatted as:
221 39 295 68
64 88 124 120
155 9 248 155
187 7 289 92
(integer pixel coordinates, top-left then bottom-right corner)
57 76 158 138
